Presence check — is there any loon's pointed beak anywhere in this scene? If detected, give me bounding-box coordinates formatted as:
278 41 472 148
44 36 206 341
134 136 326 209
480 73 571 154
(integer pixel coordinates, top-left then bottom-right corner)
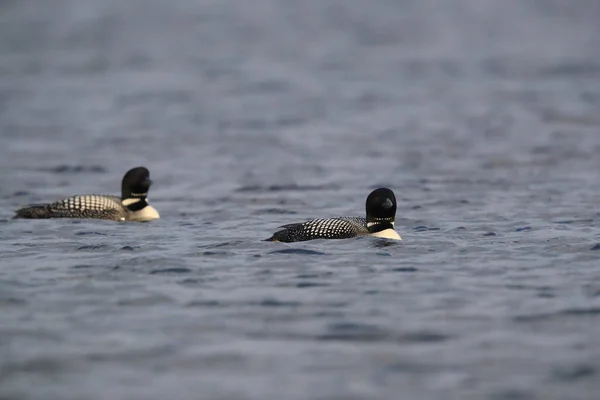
382 197 393 209
145 178 153 187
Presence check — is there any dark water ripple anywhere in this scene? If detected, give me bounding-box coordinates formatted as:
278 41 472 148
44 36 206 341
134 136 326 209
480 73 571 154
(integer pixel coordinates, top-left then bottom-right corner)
269 248 327 255
1 0 600 399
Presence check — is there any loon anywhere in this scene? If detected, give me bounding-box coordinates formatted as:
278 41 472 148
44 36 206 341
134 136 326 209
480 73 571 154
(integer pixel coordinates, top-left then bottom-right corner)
265 188 401 242
13 167 160 222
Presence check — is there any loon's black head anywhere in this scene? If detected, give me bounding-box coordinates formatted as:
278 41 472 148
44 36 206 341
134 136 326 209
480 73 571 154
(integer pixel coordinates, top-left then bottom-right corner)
365 187 396 233
121 167 152 201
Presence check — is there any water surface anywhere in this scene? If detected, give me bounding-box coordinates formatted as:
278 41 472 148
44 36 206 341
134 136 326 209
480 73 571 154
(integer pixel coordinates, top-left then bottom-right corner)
1 1 600 399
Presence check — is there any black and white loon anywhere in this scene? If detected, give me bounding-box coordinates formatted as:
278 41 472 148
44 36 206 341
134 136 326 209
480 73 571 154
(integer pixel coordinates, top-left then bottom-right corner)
265 188 401 242
13 167 160 222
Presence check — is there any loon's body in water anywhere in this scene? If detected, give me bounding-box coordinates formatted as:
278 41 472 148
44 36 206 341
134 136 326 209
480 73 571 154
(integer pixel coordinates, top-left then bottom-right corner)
13 167 160 222
266 188 401 242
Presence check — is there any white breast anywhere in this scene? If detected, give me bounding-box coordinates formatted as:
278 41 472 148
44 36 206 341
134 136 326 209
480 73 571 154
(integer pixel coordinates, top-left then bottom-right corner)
369 229 402 240
128 205 160 222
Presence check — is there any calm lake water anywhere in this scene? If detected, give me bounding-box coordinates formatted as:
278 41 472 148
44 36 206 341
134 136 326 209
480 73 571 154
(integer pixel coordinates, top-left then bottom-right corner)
1 0 600 399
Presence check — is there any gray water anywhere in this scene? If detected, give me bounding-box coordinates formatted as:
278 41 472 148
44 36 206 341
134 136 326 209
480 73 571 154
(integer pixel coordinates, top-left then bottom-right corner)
1 0 600 399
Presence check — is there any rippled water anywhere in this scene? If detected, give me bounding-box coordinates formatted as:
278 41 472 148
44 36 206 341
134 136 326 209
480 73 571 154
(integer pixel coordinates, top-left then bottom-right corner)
1 0 600 399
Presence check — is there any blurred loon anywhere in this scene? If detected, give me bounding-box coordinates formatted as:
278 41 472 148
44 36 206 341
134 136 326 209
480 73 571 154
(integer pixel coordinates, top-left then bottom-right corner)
13 167 160 222
265 188 401 242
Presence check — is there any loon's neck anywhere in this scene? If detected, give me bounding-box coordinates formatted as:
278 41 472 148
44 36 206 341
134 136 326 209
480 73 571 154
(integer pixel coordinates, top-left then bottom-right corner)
122 197 148 212
366 220 394 233
122 197 160 221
